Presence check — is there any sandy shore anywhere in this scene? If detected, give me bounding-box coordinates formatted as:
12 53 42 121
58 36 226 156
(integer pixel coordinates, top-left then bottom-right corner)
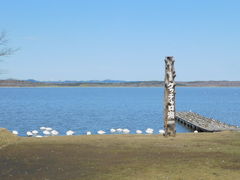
0 128 240 180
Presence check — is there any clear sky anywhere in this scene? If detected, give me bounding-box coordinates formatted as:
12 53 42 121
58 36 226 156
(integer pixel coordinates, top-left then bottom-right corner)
0 0 239 81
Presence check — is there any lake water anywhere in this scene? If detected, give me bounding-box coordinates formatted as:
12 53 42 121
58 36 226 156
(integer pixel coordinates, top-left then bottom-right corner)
0 87 239 136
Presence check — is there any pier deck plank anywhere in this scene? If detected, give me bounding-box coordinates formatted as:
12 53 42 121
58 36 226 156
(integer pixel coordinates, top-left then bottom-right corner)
176 112 239 132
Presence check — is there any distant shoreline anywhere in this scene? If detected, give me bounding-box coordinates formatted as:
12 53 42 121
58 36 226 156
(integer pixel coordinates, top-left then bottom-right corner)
1 80 240 87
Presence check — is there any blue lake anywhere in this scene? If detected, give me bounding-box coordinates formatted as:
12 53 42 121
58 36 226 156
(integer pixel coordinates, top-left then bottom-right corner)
0 87 239 136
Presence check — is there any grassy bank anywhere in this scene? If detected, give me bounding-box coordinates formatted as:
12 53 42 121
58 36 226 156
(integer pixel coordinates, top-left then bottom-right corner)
0 128 240 180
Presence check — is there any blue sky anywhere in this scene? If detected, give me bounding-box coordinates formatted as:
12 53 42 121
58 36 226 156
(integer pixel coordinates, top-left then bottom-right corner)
0 0 239 81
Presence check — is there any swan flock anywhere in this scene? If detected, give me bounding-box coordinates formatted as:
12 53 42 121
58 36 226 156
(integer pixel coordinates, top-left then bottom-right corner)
10 127 171 137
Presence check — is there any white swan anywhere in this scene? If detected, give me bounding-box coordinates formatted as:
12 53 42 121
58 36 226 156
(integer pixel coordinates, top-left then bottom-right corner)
32 130 38 135
51 130 59 136
159 129 165 135
110 128 116 133
26 131 33 137
145 128 154 134
66 130 74 136
40 127 46 130
136 130 142 134
97 130 106 135
45 127 53 131
116 128 123 133
12 130 18 135
43 130 51 136
122 129 130 134
194 130 198 133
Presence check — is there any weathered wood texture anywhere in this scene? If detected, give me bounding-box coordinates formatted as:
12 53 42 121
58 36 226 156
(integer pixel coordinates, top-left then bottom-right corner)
164 56 176 136
176 112 239 132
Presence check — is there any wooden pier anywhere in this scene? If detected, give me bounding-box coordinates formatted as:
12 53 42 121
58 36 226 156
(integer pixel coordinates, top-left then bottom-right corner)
176 112 239 132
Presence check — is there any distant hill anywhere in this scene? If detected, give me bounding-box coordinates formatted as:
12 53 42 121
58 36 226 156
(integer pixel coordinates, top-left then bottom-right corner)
178 81 240 87
0 79 240 87
24 79 131 84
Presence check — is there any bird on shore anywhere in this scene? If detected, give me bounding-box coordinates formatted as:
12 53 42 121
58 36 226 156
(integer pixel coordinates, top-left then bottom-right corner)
43 130 51 136
116 128 123 133
122 129 130 134
26 131 33 137
97 130 106 135
51 130 59 136
194 130 198 133
136 130 142 134
40 127 46 130
45 127 53 131
159 129 165 135
66 130 75 136
32 130 38 136
146 128 154 134
12 130 18 135
110 128 116 133
86 131 91 135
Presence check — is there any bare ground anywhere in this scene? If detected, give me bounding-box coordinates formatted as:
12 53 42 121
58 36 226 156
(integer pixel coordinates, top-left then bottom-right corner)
0 128 240 180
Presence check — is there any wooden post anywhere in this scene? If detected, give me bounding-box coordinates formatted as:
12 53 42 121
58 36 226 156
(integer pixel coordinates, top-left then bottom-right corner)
164 56 176 136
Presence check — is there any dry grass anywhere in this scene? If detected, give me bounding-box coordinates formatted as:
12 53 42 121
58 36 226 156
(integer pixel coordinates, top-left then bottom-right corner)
0 128 240 180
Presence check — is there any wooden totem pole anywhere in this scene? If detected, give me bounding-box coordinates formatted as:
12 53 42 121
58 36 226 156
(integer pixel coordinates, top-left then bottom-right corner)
164 56 176 136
